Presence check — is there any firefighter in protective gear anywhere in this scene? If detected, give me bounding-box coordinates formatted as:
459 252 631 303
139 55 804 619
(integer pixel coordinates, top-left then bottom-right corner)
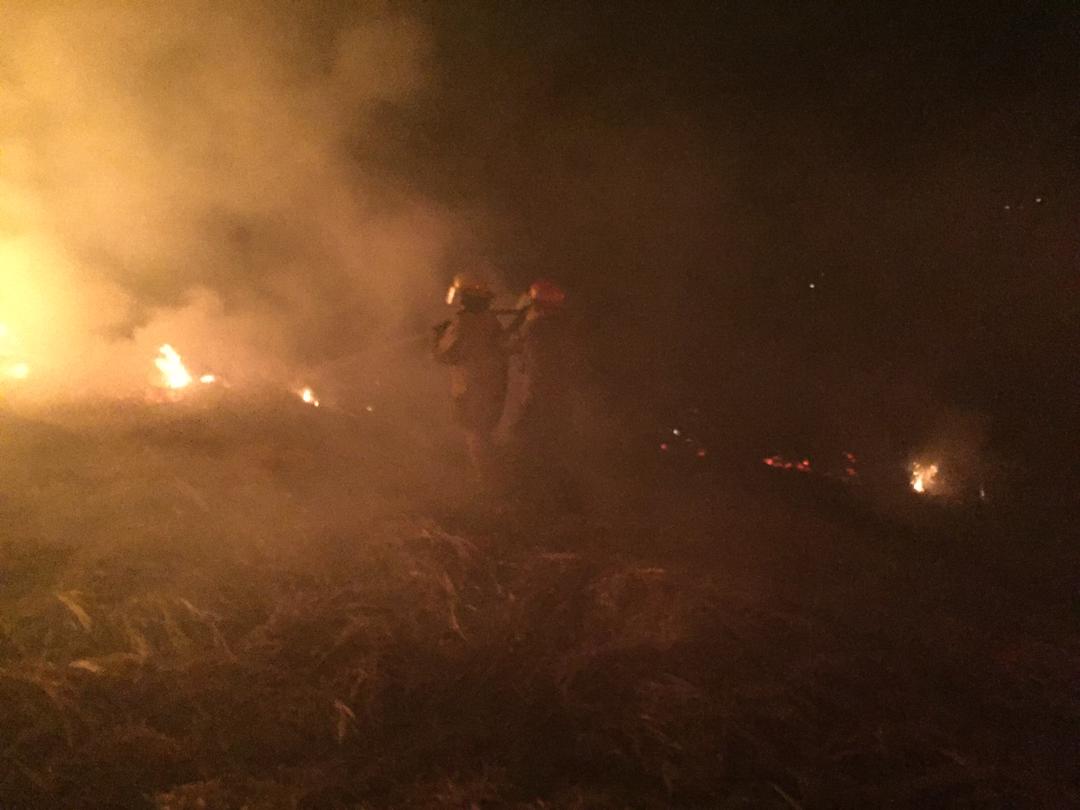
505 278 583 508
510 279 569 416
508 279 574 453
433 275 508 473
525 278 567 312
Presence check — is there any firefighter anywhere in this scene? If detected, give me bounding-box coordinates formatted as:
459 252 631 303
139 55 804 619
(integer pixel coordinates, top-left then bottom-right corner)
509 279 569 432
507 279 578 504
433 275 509 475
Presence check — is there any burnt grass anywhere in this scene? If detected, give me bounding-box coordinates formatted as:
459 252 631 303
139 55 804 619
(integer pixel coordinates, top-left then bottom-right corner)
1 400 1077 808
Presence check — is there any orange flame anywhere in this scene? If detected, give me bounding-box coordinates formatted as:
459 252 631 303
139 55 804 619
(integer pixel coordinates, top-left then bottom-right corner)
155 344 193 389
911 462 939 494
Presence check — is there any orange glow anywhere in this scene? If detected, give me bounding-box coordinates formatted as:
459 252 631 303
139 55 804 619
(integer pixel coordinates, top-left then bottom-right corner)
911 462 939 494
0 322 31 381
764 455 793 470
7 361 30 380
299 386 320 407
764 455 813 473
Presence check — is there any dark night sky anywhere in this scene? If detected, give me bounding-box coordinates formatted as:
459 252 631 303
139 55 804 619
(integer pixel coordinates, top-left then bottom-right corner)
364 1 1078 461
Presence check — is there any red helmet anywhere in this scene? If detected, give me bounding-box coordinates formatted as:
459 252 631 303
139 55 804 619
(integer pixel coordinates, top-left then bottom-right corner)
528 278 567 311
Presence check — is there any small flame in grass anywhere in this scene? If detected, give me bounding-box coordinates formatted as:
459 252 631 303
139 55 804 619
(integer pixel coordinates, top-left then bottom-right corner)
155 344 193 390
911 462 939 494
299 386 320 407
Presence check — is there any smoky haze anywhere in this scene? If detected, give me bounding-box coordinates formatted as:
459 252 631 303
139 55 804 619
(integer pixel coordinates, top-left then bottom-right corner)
1 2 1076 487
0 1 452 394
396 2 1079 484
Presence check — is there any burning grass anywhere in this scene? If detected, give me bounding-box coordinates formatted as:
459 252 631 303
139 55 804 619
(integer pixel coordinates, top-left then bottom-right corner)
0 402 1077 807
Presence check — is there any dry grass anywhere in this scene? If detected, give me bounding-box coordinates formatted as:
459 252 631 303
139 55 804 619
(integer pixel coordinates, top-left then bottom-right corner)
1 401 1077 807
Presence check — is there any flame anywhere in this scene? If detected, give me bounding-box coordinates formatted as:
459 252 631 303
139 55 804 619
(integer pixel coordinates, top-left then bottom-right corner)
155 344 193 389
299 386 320 407
911 462 939 494
199 374 217 384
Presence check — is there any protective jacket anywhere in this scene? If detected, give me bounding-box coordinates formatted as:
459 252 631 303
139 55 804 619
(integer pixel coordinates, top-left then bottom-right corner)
433 311 508 433
510 309 572 438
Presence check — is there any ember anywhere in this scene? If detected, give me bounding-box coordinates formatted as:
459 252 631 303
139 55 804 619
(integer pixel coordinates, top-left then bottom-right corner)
764 451 859 482
843 451 858 478
299 386 320 408
763 454 813 473
657 420 708 461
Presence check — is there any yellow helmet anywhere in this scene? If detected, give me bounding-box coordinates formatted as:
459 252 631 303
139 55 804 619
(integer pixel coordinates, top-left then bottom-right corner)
445 274 494 305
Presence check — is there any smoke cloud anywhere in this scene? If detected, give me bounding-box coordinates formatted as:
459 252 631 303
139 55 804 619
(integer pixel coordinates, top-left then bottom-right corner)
0 1 451 395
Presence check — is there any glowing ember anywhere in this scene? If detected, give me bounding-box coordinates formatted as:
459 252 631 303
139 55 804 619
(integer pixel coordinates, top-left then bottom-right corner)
911 462 939 494
299 386 320 407
764 455 794 470
763 454 812 473
763 451 859 482
155 344 193 390
199 374 217 384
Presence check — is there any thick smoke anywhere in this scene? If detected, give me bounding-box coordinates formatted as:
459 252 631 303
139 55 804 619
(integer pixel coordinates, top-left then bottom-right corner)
0 1 450 395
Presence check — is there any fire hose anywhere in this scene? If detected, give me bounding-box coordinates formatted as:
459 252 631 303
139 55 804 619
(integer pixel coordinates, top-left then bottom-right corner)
315 305 530 374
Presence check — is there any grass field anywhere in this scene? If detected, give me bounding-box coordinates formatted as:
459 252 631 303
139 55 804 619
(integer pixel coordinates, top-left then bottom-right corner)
1 398 1077 808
